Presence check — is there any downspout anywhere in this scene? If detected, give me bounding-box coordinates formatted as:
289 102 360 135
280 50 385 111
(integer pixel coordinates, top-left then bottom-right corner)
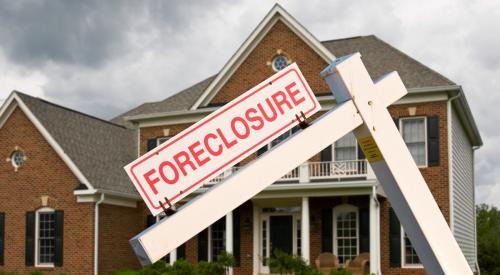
94 193 105 275
372 185 382 275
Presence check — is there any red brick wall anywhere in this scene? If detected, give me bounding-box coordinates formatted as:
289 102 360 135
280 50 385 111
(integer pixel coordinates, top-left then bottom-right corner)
98 203 149 274
0 107 94 274
209 20 330 106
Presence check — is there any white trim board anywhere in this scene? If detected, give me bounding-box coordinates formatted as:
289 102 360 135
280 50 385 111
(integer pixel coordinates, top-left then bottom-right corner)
190 4 335 110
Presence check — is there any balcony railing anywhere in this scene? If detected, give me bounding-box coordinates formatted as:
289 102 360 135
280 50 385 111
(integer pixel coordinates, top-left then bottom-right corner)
206 159 372 185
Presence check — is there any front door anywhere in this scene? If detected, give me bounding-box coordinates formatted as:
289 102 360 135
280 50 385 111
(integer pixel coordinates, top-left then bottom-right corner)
270 215 293 255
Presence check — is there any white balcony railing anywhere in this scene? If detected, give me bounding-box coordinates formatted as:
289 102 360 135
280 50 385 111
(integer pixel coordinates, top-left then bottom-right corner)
206 159 372 185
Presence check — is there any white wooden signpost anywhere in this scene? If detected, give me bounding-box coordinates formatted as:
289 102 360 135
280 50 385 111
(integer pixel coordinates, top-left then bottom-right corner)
126 53 473 275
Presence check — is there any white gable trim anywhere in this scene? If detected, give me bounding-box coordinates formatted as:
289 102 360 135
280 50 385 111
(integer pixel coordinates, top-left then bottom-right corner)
190 4 335 110
0 92 95 191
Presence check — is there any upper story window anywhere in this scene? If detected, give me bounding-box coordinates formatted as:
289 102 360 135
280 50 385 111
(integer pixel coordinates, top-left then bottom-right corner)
334 132 357 161
157 136 171 146
272 55 289 71
400 117 427 166
11 150 24 168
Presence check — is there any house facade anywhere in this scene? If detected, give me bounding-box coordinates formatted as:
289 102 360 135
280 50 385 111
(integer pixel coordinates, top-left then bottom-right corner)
0 4 481 275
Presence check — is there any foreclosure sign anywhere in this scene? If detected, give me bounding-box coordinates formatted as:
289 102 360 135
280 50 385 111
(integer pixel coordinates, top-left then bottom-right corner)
124 63 321 216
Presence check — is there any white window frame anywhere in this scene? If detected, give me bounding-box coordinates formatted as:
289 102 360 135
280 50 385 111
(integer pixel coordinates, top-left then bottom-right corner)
399 117 428 168
332 204 359 264
35 207 55 268
207 219 226 262
401 227 424 268
332 132 358 162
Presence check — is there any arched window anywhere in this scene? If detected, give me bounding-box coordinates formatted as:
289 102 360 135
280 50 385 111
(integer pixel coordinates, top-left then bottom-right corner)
333 204 359 263
35 207 55 267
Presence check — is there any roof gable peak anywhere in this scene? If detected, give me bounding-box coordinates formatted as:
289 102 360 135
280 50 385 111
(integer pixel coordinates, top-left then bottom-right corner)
190 4 335 110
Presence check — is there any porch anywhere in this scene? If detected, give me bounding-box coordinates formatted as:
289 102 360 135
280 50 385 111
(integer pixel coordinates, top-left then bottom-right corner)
206 159 376 185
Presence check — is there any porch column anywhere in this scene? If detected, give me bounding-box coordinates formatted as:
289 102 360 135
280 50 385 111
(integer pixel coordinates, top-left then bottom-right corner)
169 249 177 265
253 206 260 275
369 189 380 274
301 197 310 263
226 211 234 275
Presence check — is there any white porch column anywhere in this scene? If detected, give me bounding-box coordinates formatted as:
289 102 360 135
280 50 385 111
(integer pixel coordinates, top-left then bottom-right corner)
369 188 380 274
301 197 310 263
253 206 260 275
169 249 177 265
226 211 234 275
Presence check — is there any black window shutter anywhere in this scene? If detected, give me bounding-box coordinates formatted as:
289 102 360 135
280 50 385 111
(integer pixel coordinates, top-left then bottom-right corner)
427 116 440 166
198 228 208 261
321 208 333 252
357 143 366 160
54 210 64 267
147 138 158 152
320 145 332 162
146 215 156 228
177 244 186 260
389 208 401 267
25 211 35 266
233 210 241 266
0 212 4 266
359 208 369 253
256 145 268 156
393 118 399 130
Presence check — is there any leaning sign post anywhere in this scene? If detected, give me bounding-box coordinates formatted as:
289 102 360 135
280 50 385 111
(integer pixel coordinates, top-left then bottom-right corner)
125 54 472 275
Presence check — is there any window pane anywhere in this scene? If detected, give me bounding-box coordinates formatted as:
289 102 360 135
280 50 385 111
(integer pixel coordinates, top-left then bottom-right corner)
335 207 358 263
402 118 426 166
334 133 356 161
404 231 422 265
38 212 55 264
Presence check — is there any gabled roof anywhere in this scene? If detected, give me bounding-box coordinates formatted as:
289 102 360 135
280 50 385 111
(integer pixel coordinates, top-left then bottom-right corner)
0 91 139 196
116 35 457 124
190 3 336 110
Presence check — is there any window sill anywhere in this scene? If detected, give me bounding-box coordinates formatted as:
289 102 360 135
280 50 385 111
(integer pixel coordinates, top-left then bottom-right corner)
402 264 424 268
35 263 55 268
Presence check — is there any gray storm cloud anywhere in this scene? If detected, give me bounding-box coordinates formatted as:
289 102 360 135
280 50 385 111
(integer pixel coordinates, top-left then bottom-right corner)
0 0 498 206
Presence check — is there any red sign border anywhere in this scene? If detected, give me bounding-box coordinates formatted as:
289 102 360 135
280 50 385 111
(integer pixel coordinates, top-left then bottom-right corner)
129 67 318 210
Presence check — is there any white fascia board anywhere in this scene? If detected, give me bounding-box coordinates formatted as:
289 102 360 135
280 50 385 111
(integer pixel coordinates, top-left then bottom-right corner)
74 189 139 208
0 93 18 129
74 188 141 200
2 92 95 191
190 4 335 110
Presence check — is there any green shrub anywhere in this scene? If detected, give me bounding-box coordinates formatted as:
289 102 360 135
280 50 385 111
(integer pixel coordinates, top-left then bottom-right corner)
110 269 140 275
29 272 44 275
165 259 194 275
194 261 224 274
216 251 236 274
138 261 170 275
329 269 353 275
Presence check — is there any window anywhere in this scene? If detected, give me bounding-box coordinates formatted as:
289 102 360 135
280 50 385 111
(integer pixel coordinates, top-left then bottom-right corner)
272 55 289 71
333 204 359 264
11 150 25 168
157 136 171 146
296 219 301 257
210 218 226 261
334 132 357 161
35 208 55 267
400 117 427 166
402 229 422 267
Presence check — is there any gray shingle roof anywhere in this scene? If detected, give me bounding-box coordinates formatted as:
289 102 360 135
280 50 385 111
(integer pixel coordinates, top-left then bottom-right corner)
321 35 454 88
112 35 455 126
17 92 139 196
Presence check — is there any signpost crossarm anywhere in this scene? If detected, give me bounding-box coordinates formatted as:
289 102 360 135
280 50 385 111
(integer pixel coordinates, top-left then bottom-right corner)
130 100 363 265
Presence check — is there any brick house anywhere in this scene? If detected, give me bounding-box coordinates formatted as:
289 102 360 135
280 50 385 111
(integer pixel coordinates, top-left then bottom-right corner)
0 4 482 275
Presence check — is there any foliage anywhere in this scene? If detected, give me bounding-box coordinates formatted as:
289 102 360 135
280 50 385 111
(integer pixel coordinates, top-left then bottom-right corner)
166 259 195 275
328 269 352 275
110 270 140 275
194 261 224 275
29 272 44 275
268 249 321 275
477 204 500 275
216 251 237 275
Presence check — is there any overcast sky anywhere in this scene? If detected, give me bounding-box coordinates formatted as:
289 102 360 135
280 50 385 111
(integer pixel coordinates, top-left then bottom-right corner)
0 0 498 207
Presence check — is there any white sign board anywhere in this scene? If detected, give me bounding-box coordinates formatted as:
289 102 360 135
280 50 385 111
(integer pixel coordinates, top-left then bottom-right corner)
124 63 321 215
